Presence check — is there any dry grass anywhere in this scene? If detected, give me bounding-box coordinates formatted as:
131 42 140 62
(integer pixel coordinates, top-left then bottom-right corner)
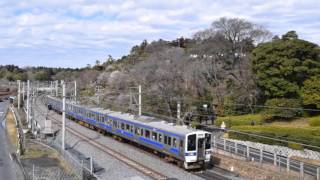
291 156 320 166
21 142 57 159
22 142 73 173
6 111 18 150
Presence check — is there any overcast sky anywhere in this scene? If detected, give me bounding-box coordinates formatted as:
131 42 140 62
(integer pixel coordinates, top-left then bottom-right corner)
0 0 319 68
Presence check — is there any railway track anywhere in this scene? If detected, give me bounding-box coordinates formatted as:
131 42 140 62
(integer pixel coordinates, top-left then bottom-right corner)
35 94 241 180
34 95 169 180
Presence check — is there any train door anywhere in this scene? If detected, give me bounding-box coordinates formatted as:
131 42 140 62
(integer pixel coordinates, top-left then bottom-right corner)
197 134 205 160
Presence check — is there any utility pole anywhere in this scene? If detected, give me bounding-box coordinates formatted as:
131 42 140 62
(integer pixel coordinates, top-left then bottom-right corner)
138 85 142 116
62 82 66 150
55 80 58 97
96 85 100 106
31 90 35 135
22 82 25 102
74 81 77 104
27 80 30 128
17 80 21 109
50 81 53 96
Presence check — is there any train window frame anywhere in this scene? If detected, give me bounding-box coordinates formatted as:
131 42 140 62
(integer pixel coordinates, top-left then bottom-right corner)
187 134 196 151
173 138 177 148
152 132 157 141
145 130 150 139
113 120 117 128
168 136 172 146
135 127 139 135
164 135 168 144
205 133 211 149
158 133 163 143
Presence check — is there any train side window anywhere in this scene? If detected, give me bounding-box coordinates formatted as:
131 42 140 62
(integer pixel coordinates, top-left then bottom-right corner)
135 127 139 135
164 136 168 144
152 132 157 141
158 134 163 143
121 123 125 130
145 130 150 138
168 137 172 146
126 124 130 131
130 125 134 133
180 140 183 148
113 120 117 128
173 138 177 148
141 128 144 136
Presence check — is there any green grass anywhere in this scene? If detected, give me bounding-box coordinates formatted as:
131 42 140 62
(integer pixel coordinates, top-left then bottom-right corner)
215 114 264 128
229 125 320 150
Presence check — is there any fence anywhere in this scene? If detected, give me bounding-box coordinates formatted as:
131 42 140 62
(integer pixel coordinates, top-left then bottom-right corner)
212 136 320 180
44 136 100 180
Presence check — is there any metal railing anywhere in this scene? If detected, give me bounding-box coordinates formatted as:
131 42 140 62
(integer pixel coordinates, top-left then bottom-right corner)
212 136 320 179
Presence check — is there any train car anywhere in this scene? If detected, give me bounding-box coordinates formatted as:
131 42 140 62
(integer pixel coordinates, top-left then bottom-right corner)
46 96 212 169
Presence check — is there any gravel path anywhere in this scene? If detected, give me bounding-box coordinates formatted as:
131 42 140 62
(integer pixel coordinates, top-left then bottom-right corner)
36 96 203 180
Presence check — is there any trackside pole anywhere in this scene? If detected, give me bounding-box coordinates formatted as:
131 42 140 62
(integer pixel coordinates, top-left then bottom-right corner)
22 82 25 101
74 81 77 104
138 85 142 116
62 82 66 150
55 80 58 96
27 80 30 127
17 80 21 109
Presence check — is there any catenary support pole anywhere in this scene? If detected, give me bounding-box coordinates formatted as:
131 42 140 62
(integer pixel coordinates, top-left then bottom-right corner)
17 80 21 109
55 80 58 96
90 157 93 174
62 82 66 150
74 81 77 104
138 85 142 116
22 82 25 101
27 80 30 128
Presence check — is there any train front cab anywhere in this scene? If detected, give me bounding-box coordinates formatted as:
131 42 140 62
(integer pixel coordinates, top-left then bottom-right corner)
184 131 212 169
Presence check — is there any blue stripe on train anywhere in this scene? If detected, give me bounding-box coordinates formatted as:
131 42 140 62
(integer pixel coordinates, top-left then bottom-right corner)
138 137 164 149
169 147 180 154
116 129 134 138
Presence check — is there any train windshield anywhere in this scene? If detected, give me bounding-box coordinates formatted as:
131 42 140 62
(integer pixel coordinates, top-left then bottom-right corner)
187 134 196 151
205 133 211 149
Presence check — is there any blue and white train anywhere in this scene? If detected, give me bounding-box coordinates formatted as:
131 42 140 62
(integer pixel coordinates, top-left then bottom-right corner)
46 96 212 169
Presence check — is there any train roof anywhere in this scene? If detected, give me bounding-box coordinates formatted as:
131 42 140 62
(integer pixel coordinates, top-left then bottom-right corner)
92 107 196 136
48 96 200 136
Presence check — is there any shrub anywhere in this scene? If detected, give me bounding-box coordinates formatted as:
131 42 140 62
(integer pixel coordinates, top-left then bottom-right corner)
262 98 302 121
309 116 320 126
215 114 264 128
288 142 304 150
